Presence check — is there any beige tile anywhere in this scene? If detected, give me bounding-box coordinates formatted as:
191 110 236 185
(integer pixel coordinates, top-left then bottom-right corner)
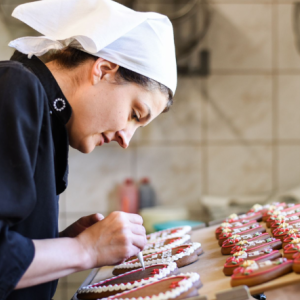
207 75 273 141
278 145 300 191
0 17 14 60
278 75 300 139
65 146 133 214
135 76 203 143
208 4 272 71
278 4 300 70
208 145 273 195
136 146 202 207
66 270 92 284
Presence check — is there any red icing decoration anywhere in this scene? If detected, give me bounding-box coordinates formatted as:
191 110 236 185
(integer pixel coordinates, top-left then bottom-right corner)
176 248 185 254
150 269 160 275
169 281 180 288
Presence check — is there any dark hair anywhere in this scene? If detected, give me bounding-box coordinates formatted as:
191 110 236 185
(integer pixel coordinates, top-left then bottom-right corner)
47 47 173 112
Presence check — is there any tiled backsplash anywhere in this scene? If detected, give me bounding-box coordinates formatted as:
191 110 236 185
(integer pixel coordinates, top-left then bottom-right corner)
1 1 300 299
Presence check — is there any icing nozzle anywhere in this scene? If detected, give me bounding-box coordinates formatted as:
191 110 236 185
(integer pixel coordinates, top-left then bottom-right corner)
137 252 145 271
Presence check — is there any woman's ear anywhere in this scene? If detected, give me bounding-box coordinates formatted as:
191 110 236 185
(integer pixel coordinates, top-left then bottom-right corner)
91 58 119 85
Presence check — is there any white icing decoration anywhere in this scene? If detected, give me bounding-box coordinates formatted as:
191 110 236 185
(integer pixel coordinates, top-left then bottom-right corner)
106 272 200 300
241 234 253 239
258 260 273 267
288 216 299 221
113 243 196 270
245 262 259 271
146 226 192 242
248 251 260 257
77 262 178 294
142 235 190 255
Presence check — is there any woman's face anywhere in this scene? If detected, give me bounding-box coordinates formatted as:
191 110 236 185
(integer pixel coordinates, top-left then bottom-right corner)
66 61 167 153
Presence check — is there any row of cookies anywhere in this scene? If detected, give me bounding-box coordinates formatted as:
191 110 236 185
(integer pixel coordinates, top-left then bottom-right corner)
76 226 203 300
216 202 300 287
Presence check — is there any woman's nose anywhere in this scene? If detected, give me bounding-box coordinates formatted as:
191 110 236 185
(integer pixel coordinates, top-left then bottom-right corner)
116 128 136 149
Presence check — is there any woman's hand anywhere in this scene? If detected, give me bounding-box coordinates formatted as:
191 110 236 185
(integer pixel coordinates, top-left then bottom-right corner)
76 211 147 268
59 213 104 238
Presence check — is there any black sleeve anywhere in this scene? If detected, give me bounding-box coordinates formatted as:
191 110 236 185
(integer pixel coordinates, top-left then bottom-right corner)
0 62 45 297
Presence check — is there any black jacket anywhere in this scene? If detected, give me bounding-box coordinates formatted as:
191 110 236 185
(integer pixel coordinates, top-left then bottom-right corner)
0 51 71 300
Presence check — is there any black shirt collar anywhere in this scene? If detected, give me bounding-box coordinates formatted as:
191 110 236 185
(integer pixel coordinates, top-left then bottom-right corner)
10 51 72 125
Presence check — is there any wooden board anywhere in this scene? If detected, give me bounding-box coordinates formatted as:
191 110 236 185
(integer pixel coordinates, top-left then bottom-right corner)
74 223 300 300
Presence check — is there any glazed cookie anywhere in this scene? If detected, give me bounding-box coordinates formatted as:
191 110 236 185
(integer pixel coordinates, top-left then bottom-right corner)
216 221 260 240
283 240 300 259
108 273 201 300
215 219 257 238
142 235 191 255
292 252 300 273
113 243 200 275
266 204 300 227
221 233 271 255
270 213 300 232
262 203 291 222
146 226 192 242
282 231 300 248
218 226 266 247
223 249 281 276
224 212 263 223
76 263 178 299
273 227 300 242
231 258 293 287
230 237 282 255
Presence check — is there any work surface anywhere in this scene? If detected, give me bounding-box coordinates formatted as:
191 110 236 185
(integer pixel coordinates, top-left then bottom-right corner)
76 223 300 300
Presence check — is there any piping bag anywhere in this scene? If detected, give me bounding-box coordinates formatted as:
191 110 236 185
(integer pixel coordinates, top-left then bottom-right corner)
137 252 145 270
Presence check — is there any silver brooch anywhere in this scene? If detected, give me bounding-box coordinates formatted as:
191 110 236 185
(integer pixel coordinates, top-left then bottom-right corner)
53 98 66 111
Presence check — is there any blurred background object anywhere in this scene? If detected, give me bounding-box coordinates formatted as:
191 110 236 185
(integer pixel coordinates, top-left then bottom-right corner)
2 0 300 299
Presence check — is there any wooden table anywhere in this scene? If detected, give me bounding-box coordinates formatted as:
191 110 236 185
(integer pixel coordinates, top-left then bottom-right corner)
73 223 300 300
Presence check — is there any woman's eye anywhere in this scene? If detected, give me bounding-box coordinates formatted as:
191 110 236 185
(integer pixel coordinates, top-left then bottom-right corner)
132 110 140 122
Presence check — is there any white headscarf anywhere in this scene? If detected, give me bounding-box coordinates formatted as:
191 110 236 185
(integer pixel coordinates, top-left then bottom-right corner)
9 0 177 94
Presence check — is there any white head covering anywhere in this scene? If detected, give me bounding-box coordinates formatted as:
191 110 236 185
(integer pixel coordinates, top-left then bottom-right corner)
9 0 177 94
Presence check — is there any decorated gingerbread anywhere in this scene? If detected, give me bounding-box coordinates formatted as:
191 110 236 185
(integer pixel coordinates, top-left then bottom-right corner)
77 263 178 299
218 226 266 246
108 273 202 300
231 258 293 287
230 237 282 255
146 226 192 242
216 222 263 240
283 239 300 259
292 252 300 273
223 249 281 276
142 235 191 255
113 243 201 275
221 233 270 255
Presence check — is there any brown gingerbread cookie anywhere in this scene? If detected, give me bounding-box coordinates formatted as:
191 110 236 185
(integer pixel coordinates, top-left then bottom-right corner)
283 240 300 259
223 212 262 224
221 233 271 255
218 226 266 247
215 222 263 240
142 235 191 255
292 252 300 273
262 203 288 222
223 249 281 276
215 220 258 239
76 262 178 300
231 258 293 287
270 213 300 232
266 204 300 227
146 226 192 242
108 273 201 300
113 243 200 276
282 231 300 248
230 237 282 255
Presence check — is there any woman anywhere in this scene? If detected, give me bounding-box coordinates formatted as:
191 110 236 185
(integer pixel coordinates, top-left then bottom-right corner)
0 0 176 299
